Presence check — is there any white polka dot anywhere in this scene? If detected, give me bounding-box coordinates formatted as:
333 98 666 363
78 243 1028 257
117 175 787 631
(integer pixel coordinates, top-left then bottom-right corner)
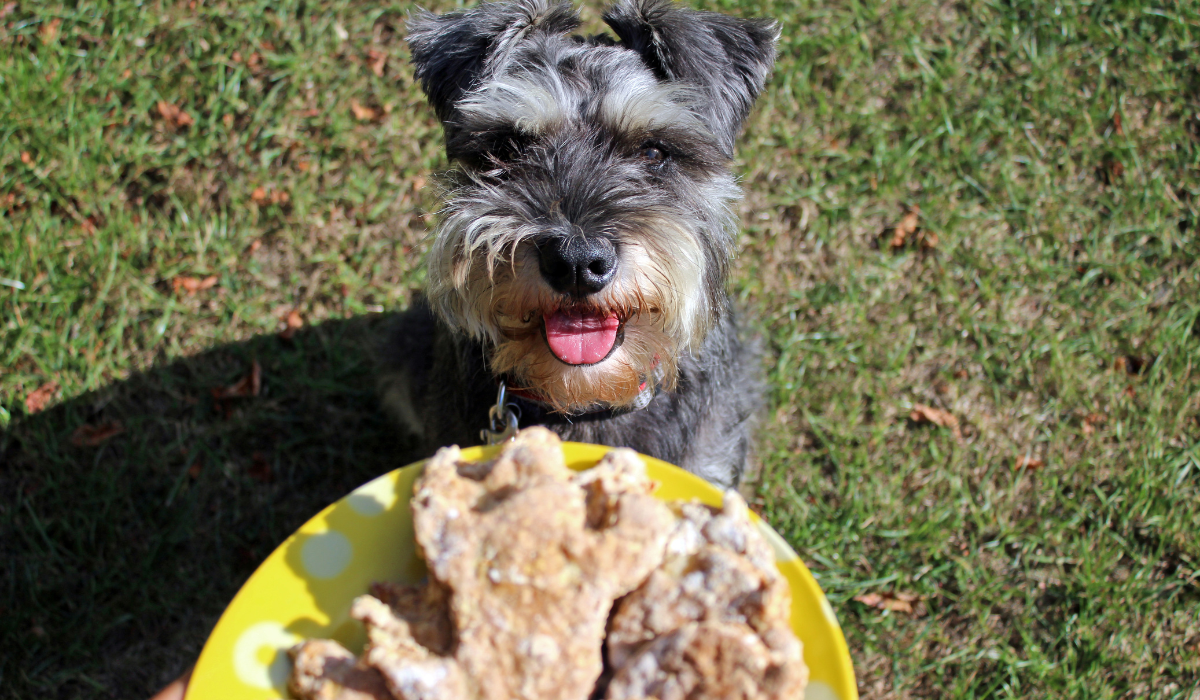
347 474 397 516
806 680 840 700
232 621 301 690
754 520 800 562
301 529 353 579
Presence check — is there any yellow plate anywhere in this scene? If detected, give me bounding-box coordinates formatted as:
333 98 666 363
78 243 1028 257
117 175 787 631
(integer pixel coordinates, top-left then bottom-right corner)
186 443 858 700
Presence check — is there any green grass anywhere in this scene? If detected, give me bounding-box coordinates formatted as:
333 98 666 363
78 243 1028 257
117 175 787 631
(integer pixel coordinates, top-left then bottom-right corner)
2 0 1198 698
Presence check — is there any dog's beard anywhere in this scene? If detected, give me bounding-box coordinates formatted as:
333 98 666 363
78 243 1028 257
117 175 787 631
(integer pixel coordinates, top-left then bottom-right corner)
429 232 707 413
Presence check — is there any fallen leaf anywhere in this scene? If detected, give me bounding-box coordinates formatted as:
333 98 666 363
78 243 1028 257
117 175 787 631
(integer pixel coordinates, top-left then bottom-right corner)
296 159 311 172
1113 110 1124 137
20 151 32 165
0 3 18 20
279 309 304 341
909 403 957 428
1124 384 1136 399
918 229 939 250
887 205 921 249
245 239 262 255
854 591 924 615
80 215 99 235
350 99 378 122
250 187 288 205
156 101 194 128
39 17 60 43
1082 412 1106 436
366 48 387 77
70 421 124 447
172 275 218 296
248 451 273 483
212 360 262 401
1015 455 1045 471
25 381 60 414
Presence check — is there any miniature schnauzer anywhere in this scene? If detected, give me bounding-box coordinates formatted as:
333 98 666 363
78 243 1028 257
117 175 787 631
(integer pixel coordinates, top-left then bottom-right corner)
383 0 776 488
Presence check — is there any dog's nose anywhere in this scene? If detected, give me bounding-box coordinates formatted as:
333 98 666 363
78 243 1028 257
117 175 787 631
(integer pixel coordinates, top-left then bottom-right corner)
537 236 618 296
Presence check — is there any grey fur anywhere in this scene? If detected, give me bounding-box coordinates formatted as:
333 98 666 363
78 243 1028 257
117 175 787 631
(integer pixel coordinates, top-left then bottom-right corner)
383 0 775 488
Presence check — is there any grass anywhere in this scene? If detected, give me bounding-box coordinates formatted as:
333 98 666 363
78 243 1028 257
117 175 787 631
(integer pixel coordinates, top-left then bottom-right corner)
1 0 1198 698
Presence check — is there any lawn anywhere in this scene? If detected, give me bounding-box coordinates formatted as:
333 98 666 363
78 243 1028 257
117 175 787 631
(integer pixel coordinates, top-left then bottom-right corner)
1 0 1198 698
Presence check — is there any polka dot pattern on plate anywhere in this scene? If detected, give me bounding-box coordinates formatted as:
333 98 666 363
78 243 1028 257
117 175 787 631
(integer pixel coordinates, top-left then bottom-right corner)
187 444 857 700
232 621 301 690
300 529 353 579
807 680 841 700
346 473 398 516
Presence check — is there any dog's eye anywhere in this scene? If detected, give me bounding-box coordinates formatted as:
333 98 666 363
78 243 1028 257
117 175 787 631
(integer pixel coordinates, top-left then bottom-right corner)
639 144 667 164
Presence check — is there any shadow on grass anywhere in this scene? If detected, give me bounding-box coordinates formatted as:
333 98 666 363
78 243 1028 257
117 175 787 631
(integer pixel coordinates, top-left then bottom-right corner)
0 314 422 700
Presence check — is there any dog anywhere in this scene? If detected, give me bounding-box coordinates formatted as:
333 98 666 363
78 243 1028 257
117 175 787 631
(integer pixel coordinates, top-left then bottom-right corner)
382 0 776 488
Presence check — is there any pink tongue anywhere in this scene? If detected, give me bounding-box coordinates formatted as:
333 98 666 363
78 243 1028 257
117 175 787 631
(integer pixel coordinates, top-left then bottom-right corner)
544 310 620 365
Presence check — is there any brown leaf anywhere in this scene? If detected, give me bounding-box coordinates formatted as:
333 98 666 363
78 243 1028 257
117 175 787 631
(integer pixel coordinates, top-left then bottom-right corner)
39 17 61 43
1015 455 1045 471
1113 110 1124 137
887 205 921 249
279 309 304 341
248 451 273 483
245 239 262 255
80 215 99 235
1081 412 1106 436
172 275 218 296
25 381 60 414
909 403 962 439
854 591 923 615
350 99 378 122
909 403 957 428
70 421 124 447
155 101 194 128
212 360 262 401
366 48 387 77
1107 159 1124 180
250 187 288 205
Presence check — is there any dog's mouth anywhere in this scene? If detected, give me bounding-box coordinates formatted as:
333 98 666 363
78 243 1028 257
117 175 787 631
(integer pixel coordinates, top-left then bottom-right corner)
542 309 624 366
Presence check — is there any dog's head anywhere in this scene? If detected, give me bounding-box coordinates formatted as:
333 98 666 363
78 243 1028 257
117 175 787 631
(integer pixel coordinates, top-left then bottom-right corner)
408 0 776 413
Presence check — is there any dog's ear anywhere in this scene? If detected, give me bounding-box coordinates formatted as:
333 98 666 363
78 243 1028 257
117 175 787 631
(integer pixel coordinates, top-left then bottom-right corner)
603 0 777 155
407 0 581 123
